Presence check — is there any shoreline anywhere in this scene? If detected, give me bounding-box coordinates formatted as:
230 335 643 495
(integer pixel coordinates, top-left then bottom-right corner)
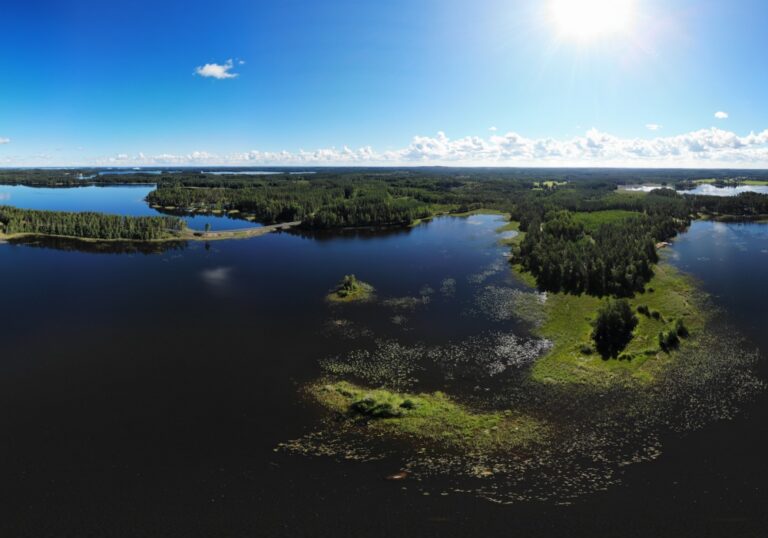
0 220 302 245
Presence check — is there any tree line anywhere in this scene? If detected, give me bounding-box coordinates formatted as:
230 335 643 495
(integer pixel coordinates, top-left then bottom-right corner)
147 180 448 228
516 209 686 297
0 206 184 241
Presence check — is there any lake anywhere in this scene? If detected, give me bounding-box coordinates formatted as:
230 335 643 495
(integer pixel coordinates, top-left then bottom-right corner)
621 183 768 196
0 184 263 231
0 189 766 537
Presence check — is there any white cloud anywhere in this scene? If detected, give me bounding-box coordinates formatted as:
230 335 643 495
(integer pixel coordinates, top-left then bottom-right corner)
87 127 768 168
194 59 239 79
200 267 233 286
0 137 10 144
714 111 729 120
489 126 498 132
645 124 662 131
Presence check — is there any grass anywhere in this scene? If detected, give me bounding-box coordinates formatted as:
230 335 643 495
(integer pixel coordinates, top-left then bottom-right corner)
309 381 547 452
495 219 525 246
572 209 643 232
528 261 707 385
326 275 375 303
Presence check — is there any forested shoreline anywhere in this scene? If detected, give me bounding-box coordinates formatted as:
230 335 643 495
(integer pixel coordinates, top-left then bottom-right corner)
0 206 184 241
5 167 768 187
1 168 767 244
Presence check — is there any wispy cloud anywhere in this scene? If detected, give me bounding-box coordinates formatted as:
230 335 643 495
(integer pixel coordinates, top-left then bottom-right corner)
488 126 498 132
194 59 239 79
715 111 729 120
94 126 768 168
645 124 662 131
0 137 10 144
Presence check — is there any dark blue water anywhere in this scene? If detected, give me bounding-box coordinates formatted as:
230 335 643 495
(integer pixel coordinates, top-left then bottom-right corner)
666 220 768 349
0 184 262 231
0 215 766 537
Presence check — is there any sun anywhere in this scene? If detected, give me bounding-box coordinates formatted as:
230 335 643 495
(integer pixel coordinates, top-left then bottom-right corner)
549 0 635 40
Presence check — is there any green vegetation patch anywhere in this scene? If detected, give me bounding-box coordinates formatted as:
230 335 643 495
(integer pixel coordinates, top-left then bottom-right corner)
327 274 375 303
496 219 525 246
310 381 547 452
571 209 643 232
529 262 707 385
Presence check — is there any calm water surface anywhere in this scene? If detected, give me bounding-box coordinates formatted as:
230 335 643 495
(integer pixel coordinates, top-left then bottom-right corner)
683 183 768 196
0 184 262 231
621 183 768 196
0 194 766 536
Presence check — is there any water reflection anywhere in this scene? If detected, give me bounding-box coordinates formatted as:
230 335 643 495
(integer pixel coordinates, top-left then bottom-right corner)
292 224 416 242
8 235 188 255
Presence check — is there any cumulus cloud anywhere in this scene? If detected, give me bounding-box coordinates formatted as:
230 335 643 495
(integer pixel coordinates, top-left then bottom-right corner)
194 59 239 79
645 124 662 131
489 126 498 132
0 137 10 144
714 111 729 120
94 127 768 168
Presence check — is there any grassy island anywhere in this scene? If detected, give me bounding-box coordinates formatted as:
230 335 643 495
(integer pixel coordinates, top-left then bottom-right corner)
529 261 706 385
310 381 547 452
326 275 375 303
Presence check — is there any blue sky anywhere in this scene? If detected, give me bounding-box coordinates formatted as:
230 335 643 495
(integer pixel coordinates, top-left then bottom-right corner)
1 0 767 167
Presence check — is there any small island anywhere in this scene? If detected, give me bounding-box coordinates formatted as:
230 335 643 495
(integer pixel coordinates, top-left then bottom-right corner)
326 274 375 303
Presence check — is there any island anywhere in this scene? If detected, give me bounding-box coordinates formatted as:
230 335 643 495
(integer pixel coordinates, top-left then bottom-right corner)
326 274 375 303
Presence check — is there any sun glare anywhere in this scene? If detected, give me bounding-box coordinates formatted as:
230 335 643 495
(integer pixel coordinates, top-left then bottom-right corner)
549 0 635 40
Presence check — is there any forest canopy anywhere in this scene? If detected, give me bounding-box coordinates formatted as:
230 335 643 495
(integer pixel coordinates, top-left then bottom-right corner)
0 206 183 241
